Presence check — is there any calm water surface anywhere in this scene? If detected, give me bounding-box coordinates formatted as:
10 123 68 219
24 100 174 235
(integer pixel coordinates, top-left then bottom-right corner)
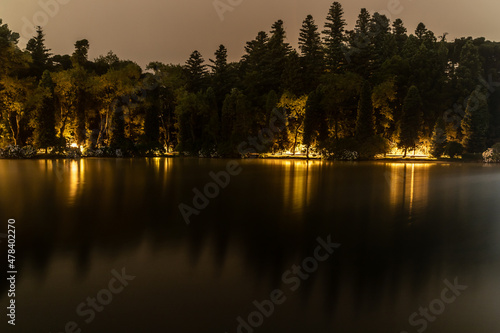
1 158 500 332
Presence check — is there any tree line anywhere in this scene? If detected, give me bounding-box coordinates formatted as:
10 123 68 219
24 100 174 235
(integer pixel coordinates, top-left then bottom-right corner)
1 2 500 158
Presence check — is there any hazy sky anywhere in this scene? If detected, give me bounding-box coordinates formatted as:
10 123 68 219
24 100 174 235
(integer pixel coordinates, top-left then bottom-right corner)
1 0 499 68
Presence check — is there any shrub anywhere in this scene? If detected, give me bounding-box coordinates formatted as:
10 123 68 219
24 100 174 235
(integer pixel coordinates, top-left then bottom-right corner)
356 136 390 159
444 141 464 158
0 145 37 159
483 143 500 162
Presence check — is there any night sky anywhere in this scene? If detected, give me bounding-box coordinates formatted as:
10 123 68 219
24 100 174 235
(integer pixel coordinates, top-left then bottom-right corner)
1 0 499 67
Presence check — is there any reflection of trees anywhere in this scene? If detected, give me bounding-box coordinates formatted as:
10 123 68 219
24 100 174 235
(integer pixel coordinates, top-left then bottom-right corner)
0 159 496 320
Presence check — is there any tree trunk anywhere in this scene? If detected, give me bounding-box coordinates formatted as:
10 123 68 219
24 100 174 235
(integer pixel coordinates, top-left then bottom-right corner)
292 127 299 155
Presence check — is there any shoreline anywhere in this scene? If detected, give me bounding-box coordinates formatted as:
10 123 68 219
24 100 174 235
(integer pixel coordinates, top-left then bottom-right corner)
0 155 485 164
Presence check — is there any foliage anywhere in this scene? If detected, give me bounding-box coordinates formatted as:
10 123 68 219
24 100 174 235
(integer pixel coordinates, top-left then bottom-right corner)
398 86 423 156
1 5 500 160
483 143 500 162
444 141 464 158
430 117 447 158
461 87 490 153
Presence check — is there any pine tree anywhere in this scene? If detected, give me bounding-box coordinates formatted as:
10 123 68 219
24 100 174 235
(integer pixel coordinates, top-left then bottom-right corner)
430 117 447 158
415 23 427 40
282 50 303 96
355 81 375 140
34 71 56 153
268 20 291 92
299 15 324 92
26 26 52 79
303 88 327 157
369 13 391 73
322 2 346 73
414 23 436 49
185 50 207 93
398 86 424 157
209 45 233 107
242 31 271 98
347 8 372 77
219 89 252 156
456 40 483 101
392 18 407 53
461 88 490 153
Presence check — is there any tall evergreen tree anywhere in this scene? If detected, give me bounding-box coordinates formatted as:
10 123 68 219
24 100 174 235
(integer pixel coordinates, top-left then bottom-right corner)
398 86 424 157
303 88 327 157
268 20 291 92
369 13 391 74
34 70 56 152
282 50 303 96
322 2 346 73
456 40 483 101
430 116 447 158
219 89 252 156
355 81 375 140
347 8 372 77
209 44 234 107
461 88 490 153
26 26 52 79
392 18 408 53
185 50 207 93
242 31 271 98
299 15 324 92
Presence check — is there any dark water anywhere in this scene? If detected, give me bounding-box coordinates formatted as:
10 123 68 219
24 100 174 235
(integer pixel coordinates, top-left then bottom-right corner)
1 158 500 333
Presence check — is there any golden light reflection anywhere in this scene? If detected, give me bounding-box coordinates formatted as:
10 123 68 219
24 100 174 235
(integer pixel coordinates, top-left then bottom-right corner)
385 163 433 220
68 159 85 205
281 160 317 215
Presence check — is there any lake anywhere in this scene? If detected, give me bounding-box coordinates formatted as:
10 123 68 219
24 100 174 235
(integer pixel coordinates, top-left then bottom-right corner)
1 158 500 332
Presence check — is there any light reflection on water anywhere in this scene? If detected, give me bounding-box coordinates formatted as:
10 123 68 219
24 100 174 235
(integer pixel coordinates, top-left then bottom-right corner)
1 159 500 332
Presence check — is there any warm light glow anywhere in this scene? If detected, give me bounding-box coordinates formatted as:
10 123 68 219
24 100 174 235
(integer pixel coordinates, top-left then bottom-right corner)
385 143 431 158
70 143 78 148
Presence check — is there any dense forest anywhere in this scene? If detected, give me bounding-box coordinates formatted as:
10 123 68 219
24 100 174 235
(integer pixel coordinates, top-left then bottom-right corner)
1 2 500 159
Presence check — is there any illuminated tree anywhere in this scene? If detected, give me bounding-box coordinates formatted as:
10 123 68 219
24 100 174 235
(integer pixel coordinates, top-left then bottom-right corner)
33 71 57 152
398 86 424 157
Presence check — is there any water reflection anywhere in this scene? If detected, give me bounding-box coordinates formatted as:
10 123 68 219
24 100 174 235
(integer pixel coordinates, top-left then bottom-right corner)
1 159 500 332
384 163 434 220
